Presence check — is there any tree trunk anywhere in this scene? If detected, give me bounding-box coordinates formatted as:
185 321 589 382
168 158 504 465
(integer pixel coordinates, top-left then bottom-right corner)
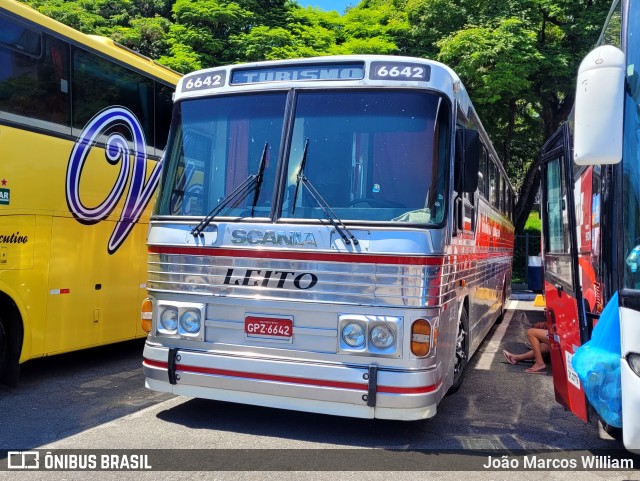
514 88 574 234
514 163 541 233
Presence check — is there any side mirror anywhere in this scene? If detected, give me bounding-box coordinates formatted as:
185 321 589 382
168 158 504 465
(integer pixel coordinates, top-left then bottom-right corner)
574 45 625 165
455 128 480 193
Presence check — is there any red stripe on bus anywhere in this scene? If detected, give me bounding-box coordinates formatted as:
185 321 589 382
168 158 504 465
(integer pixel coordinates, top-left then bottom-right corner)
143 359 440 394
148 245 446 266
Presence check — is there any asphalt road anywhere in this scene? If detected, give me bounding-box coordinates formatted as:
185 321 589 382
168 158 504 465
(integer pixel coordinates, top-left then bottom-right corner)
0 300 637 480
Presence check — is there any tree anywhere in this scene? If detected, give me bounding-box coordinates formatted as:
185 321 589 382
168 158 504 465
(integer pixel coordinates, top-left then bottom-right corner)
228 7 341 61
406 0 611 232
437 18 543 173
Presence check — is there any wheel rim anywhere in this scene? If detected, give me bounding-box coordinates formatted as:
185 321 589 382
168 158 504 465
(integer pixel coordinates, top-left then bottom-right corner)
454 316 467 374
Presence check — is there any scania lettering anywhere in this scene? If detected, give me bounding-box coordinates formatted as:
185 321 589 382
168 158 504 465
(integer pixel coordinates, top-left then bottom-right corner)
142 55 515 420
230 229 318 246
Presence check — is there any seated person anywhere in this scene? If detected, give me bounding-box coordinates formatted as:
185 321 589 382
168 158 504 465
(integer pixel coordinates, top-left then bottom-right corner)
503 322 549 374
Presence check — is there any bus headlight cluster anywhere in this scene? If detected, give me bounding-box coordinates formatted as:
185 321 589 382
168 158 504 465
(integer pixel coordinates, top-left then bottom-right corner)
338 315 401 357
156 301 205 340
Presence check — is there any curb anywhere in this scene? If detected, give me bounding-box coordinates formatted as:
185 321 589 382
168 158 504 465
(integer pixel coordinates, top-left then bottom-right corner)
510 293 538 301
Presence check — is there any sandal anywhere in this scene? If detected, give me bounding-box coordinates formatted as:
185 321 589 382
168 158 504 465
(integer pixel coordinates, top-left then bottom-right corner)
503 350 517 365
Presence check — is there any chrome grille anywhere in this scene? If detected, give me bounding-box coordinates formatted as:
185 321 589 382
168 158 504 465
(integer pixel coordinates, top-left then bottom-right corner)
147 252 440 307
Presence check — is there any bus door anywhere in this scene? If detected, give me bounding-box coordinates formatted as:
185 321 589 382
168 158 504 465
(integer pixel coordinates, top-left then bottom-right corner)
540 126 589 422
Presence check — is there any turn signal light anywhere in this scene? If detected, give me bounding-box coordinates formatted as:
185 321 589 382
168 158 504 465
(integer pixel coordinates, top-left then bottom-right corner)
411 319 431 357
141 298 153 333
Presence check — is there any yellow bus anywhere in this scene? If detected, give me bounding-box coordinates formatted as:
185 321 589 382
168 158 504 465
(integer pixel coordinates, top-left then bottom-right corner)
0 0 180 386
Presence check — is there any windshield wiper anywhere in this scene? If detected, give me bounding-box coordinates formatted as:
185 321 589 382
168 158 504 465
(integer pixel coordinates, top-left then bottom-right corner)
191 142 269 237
290 138 309 216
250 142 269 217
291 139 359 247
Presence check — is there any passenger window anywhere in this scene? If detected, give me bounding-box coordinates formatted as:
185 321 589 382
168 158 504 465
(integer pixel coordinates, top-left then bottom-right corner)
0 25 70 132
478 147 487 198
489 161 498 208
72 47 154 152
545 157 570 253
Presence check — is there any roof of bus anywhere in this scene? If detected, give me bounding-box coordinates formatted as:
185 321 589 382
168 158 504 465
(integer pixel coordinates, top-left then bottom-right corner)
175 55 465 100
172 54 513 189
3 0 181 85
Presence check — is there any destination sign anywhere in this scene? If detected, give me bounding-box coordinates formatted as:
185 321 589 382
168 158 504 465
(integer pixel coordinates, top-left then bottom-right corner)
230 63 365 85
181 70 227 92
369 61 431 81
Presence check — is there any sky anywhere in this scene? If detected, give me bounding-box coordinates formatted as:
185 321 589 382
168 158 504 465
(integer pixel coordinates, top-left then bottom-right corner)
300 0 356 13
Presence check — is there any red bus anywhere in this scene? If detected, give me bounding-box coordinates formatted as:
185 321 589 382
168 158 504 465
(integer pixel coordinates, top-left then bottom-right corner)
539 0 640 451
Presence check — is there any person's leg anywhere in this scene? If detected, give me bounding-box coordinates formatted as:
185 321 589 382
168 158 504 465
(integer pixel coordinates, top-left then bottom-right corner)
525 328 548 372
503 329 551 366
503 349 534 364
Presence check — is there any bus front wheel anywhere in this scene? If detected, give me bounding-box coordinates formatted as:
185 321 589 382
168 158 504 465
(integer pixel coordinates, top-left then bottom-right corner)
447 307 469 395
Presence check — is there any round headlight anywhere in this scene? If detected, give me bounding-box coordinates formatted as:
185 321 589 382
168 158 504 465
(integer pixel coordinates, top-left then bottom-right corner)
159 307 178 331
342 323 365 348
370 324 395 349
180 309 201 334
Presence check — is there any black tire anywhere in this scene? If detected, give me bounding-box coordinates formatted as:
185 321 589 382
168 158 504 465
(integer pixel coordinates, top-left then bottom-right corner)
495 277 508 324
599 419 623 441
0 308 21 387
447 307 469 395
0 315 7 381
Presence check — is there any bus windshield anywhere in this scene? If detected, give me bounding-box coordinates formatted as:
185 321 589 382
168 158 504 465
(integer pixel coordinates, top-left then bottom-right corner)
623 1 640 291
157 89 450 224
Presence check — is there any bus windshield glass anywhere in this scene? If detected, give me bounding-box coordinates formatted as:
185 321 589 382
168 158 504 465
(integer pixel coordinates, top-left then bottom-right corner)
284 90 449 224
157 92 287 218
156 89 449 224
622 3 640 290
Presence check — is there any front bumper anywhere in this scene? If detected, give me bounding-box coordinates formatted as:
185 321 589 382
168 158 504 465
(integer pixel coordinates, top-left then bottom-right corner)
143 341 443 420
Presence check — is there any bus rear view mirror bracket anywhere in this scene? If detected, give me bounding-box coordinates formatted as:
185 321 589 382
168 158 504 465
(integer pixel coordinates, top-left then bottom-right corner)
574 44 625 166
454 127 480 193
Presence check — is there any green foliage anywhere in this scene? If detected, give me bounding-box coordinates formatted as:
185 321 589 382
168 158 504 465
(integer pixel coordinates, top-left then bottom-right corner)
110 16 172 59
523 210 542 233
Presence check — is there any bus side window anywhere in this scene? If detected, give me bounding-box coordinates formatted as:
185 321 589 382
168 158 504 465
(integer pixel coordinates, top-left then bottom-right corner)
0 22 70 132
497 174 503 214
508 189 514 221
72 46 154 154
463 191 475 232
489 159 498 208
500 174 507 215
545 157 571 254
478 146 487 198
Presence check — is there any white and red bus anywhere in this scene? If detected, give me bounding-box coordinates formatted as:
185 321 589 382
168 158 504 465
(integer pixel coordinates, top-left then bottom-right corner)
141 55 515 420
539 0 640 450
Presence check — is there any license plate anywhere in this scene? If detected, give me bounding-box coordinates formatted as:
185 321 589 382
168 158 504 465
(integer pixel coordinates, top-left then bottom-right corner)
244 316 293 339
